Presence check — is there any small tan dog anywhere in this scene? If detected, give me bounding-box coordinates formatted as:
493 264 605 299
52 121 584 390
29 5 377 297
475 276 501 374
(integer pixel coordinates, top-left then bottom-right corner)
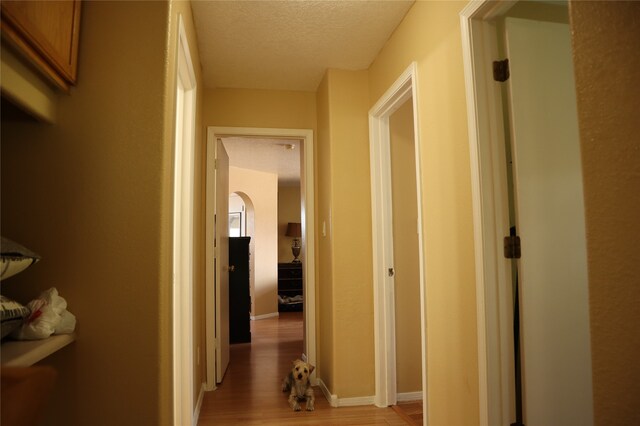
281 359 315 411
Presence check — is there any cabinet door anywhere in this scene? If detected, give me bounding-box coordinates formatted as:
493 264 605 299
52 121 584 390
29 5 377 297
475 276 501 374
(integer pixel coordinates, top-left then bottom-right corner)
1 0 81 89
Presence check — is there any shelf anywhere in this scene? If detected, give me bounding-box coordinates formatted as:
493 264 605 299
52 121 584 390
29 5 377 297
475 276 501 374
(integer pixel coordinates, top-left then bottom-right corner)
278 262 302 312
1 334 76 367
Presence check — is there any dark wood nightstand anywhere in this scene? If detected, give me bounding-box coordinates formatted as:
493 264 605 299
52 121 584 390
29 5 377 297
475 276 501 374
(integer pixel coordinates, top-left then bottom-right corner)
277 262 303 312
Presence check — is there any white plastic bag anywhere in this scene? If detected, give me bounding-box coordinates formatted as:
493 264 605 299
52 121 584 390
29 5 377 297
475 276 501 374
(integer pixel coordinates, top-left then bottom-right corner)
12 287 76 340
55 309 77 335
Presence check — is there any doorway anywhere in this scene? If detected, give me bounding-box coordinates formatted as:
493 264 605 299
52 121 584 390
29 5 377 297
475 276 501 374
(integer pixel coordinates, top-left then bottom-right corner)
205 126 317 389
172 14 197 426
390 98 423 405
369 62 428 421
461 1 593 425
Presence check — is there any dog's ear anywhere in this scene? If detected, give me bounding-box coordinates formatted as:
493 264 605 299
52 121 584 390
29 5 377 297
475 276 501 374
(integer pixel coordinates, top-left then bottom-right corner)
308 364 315 374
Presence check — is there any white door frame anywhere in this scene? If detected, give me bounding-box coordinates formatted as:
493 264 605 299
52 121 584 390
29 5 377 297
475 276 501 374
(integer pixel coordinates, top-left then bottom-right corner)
369 62 428 421
460 2 525 425
205 126 317 387
173 14 196 426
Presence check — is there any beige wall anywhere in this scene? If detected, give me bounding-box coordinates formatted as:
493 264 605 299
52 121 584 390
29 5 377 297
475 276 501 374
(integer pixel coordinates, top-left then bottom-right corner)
278 185 302 263
317 69 375 398
569 2 640 424
389 100 423 394
229 166 279 317
203 88 316 131
0 1 185 425
507 0 569 23
315 73 335 390
369 1 479 424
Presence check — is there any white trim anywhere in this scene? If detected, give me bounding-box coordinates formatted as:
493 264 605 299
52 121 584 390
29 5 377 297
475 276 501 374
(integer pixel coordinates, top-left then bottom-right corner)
173 14 197 426
460 2 518 426
368 62 428 424
250 312 279 321
317 379 338 407
205 126 317 389
193 383 206 426
1 334 76 367
316 379 375 408
397 391 424 403
336 396 376 407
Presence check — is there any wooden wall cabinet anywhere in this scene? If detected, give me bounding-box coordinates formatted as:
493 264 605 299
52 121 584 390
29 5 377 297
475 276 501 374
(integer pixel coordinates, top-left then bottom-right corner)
1 0 81 91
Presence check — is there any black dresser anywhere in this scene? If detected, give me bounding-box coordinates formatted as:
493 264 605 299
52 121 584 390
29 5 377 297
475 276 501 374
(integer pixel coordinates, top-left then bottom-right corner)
229 237 251 343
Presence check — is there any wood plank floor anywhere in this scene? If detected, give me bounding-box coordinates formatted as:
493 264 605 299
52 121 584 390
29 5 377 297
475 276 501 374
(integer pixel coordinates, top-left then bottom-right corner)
197 312 410 425
392 401 423 426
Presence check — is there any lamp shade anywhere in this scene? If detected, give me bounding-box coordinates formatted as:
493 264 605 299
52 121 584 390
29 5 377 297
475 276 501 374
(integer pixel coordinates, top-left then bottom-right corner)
285 222 302 238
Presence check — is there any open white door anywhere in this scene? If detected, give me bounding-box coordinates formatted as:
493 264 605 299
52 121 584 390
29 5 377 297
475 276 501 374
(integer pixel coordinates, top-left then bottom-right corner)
505 17 593 426
205 134 230 389
215 138 230 383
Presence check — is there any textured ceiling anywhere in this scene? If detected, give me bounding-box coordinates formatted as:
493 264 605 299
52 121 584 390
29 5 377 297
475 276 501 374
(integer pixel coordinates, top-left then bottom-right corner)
191 0 414 91
222 137 302 186
195 1 414 185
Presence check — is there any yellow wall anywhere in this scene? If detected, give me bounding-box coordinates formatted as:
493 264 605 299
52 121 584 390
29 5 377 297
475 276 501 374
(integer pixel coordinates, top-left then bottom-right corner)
229 166 279 317
390 99 423 394
0 1 182 425
278 185 302 263
569 2 640 424
318 69 375 398
315 73 335 390
507 0 569 23
369 1 479 424
202 88 316 131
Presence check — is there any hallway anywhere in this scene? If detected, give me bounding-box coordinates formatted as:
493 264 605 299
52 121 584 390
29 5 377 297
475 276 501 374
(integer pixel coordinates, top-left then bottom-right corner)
198 312 410 425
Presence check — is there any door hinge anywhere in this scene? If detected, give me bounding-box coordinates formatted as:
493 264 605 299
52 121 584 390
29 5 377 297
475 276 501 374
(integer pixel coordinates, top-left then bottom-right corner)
493 59 510 82
504 235 521 259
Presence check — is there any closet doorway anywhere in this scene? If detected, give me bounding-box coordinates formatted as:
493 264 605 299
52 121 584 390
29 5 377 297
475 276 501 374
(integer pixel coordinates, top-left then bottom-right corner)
369 62 428 420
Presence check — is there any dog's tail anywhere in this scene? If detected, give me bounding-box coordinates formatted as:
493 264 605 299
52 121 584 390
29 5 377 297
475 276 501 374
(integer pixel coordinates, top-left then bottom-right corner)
282 372 293 392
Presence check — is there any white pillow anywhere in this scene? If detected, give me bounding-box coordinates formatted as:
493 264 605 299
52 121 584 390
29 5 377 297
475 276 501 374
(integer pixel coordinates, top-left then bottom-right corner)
0 295 31 339
1 237 41 281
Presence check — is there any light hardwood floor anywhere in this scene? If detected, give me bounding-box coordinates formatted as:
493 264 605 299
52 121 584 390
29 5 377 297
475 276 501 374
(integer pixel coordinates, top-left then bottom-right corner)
197 311 410 425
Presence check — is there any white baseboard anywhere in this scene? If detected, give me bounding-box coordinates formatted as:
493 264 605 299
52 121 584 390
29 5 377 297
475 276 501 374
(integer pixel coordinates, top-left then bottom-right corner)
316 378 375 408
317 378 339 407
397 391 423 402
193 383 206 426
250 311 279 320
337 395 376 407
